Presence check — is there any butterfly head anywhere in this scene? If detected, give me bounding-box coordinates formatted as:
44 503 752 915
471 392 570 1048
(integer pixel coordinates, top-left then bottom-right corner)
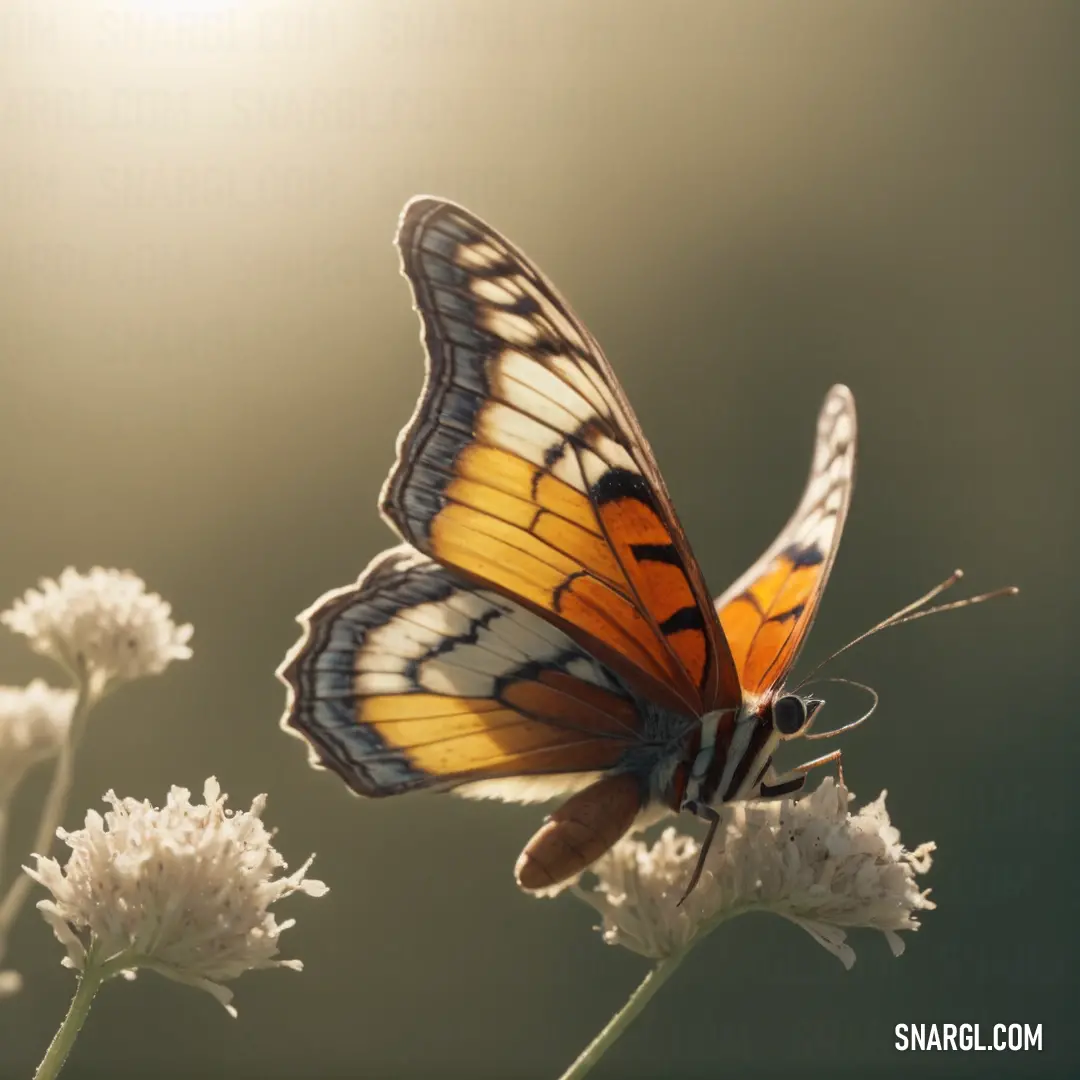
770 693 824 740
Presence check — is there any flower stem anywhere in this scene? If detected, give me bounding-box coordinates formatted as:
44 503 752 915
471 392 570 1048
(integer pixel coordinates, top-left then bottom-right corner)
0 679 93 965
32 961 107 1080
557 950 688 1080
0 803 9 892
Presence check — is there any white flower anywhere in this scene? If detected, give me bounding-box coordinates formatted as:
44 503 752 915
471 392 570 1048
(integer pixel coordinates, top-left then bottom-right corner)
0 680 76 802
567 779 935 969
2 567 193 695
26 778 328 1016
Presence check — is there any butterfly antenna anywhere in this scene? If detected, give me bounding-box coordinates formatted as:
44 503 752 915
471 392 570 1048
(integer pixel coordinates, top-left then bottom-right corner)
795 570 1019 688
798 675 879 740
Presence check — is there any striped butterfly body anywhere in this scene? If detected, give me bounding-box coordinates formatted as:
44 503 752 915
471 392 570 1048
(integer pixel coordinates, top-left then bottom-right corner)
279 198 857 893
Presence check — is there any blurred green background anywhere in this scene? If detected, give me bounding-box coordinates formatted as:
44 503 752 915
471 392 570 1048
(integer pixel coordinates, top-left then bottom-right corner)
1 1 1076 1077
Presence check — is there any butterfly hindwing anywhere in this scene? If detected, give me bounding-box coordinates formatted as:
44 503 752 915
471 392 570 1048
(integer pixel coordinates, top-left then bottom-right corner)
279 544 652 798
714 385 857 695
383 197 740 718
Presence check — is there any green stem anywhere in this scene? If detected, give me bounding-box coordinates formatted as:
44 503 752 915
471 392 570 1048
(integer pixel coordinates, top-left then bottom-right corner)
0 679 94 966
32 960 109 1080
557 950 689 1080
0 803 9 893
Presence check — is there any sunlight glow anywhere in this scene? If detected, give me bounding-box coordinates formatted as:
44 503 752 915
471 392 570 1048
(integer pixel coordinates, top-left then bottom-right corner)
125 0 240 12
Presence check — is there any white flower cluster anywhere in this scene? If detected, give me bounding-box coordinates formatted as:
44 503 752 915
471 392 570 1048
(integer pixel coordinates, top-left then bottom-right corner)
570 779 935 969
27 778 328 1015
2 567 193 695
0 681 75 802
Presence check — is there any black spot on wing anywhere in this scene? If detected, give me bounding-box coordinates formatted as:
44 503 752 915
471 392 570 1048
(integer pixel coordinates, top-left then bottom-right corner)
591 467 658 509
782 543 825 568
629 542 681 565
769 602 806 624
507 291 541 317
658 605 706 635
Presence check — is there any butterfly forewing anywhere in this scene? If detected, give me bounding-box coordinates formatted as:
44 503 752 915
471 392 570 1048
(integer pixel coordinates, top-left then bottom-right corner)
714 385 857 695
383 197 740 717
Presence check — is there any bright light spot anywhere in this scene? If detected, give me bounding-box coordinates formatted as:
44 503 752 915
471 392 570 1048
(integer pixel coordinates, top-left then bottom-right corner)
125 0 240 11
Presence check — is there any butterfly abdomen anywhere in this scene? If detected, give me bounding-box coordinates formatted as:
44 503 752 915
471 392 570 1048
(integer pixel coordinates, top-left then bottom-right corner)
515 772 644 891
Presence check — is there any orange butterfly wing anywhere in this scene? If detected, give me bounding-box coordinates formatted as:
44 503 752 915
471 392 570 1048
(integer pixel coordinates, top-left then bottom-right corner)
715 385 856 696
383 197 740 719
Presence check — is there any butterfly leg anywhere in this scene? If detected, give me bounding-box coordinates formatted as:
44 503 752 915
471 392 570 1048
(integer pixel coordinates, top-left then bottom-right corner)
676 801 721 907
759 749 844 798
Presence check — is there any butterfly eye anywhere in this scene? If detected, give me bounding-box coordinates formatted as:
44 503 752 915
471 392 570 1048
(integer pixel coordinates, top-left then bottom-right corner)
772 694 809 737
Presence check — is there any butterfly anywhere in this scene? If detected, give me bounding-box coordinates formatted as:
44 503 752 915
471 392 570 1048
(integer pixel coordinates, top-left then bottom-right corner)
278 197 1011 897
